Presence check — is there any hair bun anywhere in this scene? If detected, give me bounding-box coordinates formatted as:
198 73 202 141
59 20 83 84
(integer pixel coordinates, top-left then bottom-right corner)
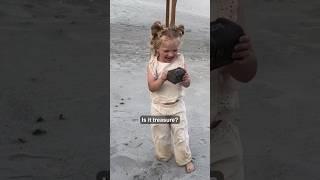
151 21 162 37
176 24 185 36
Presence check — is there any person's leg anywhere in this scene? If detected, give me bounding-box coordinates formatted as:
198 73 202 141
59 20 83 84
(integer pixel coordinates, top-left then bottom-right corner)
151 105 173 161
170 103 194 172
151 124 173 161
211 120 244 180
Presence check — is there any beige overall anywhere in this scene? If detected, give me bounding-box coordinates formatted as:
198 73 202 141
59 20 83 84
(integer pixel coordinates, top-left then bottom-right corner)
148 54 192 166
211 0 245 179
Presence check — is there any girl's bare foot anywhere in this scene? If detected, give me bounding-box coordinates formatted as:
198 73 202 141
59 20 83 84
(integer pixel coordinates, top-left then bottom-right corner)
185 161 195 173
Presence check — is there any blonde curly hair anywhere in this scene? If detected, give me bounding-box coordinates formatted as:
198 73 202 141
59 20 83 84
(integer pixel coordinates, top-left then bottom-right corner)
150 21 185 56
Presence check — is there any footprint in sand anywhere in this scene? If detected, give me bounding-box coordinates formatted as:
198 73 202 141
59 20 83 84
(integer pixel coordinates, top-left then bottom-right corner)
110 155 140 179
145 163 165 178
111 156 169 179
133 161 169 180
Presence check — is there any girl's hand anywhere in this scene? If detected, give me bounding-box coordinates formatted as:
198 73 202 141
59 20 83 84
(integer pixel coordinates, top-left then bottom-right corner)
160 71 167 81
223 33 257 83
181 72 190 87
232 35 252 64
147 67 167 92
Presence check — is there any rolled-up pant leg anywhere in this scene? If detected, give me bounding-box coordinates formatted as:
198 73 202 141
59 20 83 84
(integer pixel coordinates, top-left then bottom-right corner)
211 120 244 180
171 110 192 166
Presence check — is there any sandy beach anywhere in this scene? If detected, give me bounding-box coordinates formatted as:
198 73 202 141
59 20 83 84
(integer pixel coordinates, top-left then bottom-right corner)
0 0 108 179
110 0 210 179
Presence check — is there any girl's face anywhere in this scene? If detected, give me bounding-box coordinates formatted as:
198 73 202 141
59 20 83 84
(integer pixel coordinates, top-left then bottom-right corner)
157 37 180 63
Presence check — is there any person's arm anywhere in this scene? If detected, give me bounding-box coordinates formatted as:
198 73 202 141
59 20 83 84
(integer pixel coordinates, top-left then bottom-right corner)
181 64 191 88
223 0 257 83
222 36 257 83
147 66 167 92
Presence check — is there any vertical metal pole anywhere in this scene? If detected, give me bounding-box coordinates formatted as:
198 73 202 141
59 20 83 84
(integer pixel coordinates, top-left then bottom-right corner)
165 0 170 27
170 0 177 27
165 0 177 27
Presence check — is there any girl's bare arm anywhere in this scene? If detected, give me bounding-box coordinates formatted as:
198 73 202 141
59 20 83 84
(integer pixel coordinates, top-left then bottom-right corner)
147 67 166 92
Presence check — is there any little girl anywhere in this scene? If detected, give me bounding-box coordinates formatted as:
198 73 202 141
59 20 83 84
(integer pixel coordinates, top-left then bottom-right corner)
211 0 258 179
147 21 195 173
